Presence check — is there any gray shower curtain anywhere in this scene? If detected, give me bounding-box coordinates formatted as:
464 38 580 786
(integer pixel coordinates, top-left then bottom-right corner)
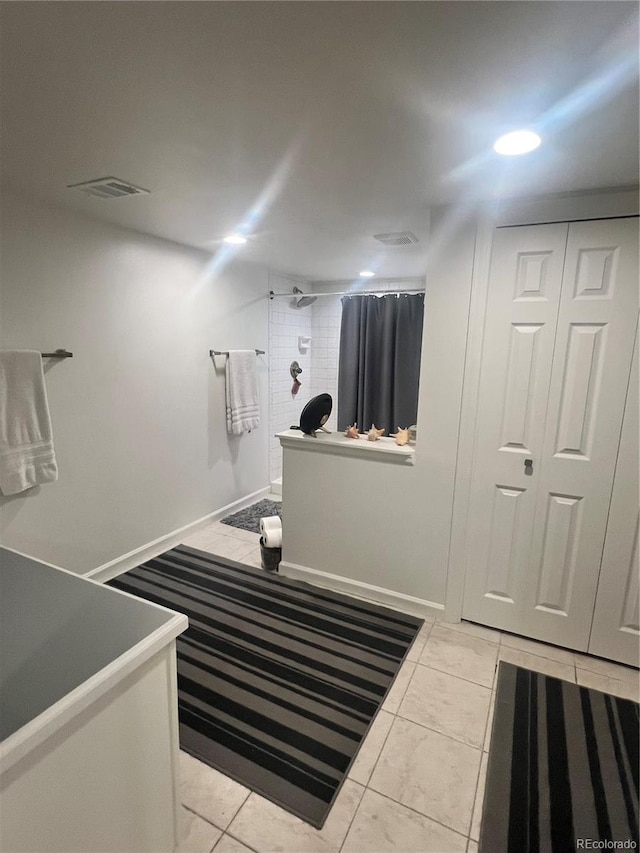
337 293 424 435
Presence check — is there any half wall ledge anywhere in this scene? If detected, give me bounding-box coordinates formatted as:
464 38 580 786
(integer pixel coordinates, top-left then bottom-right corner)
276 429 416 465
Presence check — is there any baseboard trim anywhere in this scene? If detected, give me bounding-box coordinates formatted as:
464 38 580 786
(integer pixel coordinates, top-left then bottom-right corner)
87 486 271 583
270 477 282 496
279 560 445 620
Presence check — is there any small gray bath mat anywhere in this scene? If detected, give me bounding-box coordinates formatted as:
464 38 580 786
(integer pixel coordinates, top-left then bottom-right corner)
221 498 281 534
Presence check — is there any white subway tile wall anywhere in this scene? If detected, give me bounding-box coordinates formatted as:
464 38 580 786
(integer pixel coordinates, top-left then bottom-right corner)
308 292 341 433
268 273 312 483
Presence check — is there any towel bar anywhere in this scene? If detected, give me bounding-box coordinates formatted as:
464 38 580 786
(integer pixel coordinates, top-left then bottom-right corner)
41 349 73 358
210 349 265 357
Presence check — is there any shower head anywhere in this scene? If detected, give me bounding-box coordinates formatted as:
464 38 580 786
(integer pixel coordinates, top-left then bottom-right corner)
292 286 317 308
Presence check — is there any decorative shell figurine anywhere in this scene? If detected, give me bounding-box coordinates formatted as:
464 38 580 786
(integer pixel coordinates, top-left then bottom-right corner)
344 424 360 439
391 427 410 446
367 424 385 442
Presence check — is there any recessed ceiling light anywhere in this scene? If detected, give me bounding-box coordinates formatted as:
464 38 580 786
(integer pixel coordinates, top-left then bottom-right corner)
223 233 247 245
493 130 541 156
359 270 375 278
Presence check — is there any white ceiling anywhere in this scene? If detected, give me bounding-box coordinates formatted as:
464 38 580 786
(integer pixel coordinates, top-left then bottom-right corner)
1 1 638 279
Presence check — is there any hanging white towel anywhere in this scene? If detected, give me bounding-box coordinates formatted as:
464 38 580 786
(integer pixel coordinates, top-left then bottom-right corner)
0 350 58 495
225 350 260 435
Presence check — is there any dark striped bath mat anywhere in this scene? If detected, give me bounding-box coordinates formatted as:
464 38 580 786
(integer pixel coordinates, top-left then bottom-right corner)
481 662 639 852
109 545 422 828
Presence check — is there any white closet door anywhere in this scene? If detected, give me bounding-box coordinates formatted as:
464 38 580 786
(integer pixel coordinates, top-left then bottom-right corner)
521 218 639 649
461 223 568 634
588 326 639 667
463 217 638 651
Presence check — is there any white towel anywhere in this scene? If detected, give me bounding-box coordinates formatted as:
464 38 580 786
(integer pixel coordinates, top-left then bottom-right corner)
0 350 58 495
225 350 260 435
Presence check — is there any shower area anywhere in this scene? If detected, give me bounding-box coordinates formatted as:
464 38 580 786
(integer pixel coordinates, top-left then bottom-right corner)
268 272 425 491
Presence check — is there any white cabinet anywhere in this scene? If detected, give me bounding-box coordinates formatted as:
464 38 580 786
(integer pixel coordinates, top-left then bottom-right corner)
462 217 638 659
0 549 188 853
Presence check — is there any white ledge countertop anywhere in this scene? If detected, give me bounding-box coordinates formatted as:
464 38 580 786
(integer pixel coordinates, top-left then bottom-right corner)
276 429 416 464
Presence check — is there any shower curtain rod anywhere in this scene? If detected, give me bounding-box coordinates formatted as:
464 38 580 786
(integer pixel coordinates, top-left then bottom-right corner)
210 348 265 356
269 288 425 299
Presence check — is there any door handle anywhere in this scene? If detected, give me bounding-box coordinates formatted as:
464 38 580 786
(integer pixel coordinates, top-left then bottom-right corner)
524 458 534 473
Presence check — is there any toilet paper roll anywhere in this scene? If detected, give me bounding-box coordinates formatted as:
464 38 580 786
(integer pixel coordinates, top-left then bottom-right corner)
260 515 282 548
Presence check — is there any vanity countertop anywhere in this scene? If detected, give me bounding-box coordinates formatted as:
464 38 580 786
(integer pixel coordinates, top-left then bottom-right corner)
0 548 188 770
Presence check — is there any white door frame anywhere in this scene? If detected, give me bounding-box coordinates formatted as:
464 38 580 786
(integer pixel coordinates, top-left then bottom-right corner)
443 189 640 624
587 321 639 665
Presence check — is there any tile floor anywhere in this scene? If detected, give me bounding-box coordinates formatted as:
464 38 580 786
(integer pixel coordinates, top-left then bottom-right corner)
176 514 640 853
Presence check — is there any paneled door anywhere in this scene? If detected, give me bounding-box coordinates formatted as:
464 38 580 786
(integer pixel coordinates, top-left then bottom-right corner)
462 223 568 637
462 217 639 651
588 326 639 667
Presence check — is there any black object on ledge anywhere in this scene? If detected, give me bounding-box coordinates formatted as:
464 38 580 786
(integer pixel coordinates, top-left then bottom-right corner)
41 349 73 358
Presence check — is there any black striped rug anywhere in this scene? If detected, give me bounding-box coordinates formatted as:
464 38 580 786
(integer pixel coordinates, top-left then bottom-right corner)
109 545 422 828
481 662 639 852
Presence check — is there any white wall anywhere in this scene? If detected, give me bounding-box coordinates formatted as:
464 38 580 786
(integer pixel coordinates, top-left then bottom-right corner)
410 211 479 605
0 194 270 573
280 222 476 606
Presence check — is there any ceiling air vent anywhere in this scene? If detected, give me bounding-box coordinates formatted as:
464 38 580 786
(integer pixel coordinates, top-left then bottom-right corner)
373 232 419 246
67 177 150 199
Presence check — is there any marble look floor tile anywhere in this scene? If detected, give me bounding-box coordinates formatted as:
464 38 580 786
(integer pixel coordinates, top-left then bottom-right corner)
368 716 481 835
199 521 227 535
381 660 416 713
241 553 264 570
205 519 255 533
483 691 496 753
574 653 639 684
213 836 256 853
232 543 262 565
470 751 488 841
576 668 640 702
180 751 250 830
348 709 395 786
419 625 498 688
226 780 364 853
215 537 264 562
398 666 491 748
178 808 223 853
181 531 240 557
500 633 575 666
438 620 501 644
406 622 434 663
182 529 222 550
498 646 576 683
341 789 467 853
218 525 262 544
